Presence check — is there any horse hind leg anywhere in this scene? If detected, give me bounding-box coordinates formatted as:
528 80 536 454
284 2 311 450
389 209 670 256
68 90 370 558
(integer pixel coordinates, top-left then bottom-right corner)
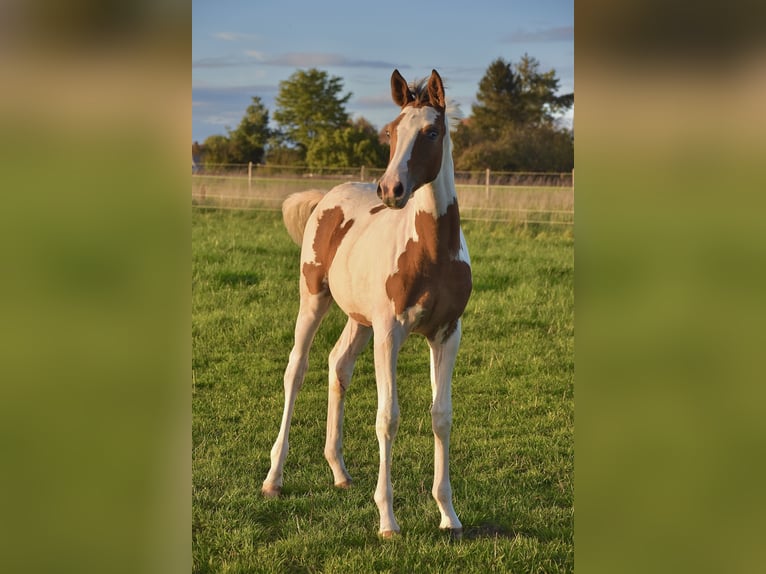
325 317 372 488
428 322 463 536
262 291 332 497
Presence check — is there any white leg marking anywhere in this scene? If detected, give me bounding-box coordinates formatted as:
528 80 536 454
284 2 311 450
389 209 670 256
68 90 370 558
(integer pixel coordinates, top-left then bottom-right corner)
372 325 403 536
325 318 372 487
262 292 332 496
428 321 463 533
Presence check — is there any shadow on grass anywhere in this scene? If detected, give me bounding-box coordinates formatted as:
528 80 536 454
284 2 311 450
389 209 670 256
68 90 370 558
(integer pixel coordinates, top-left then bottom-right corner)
462 522 518 540
462 520 562 543
461 521 568 546
215 270 260 287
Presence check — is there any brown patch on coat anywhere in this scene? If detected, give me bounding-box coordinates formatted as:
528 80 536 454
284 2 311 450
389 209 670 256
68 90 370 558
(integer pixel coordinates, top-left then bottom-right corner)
385 202 472 341
349 312 372 327
302 207 354 295
369 204 387 215
406 111 445 190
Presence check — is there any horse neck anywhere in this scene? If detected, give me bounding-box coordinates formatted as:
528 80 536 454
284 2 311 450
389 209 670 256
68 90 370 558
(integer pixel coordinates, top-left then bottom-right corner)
410 141 458 219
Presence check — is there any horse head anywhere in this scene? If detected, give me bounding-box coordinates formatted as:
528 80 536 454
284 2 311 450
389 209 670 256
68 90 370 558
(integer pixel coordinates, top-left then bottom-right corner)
377 69 448 209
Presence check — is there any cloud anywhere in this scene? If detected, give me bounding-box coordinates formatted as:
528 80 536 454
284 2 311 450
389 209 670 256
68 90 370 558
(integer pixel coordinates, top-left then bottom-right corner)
505 26 574 43
192 56 251 69
355 94 395 108
261 52 399 69
193 51 403 70
244 50 267 61
212 32 260 42
192 84 278 99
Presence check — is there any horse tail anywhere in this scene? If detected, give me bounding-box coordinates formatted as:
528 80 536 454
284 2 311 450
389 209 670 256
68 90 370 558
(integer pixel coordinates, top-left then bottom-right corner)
282 190 325 245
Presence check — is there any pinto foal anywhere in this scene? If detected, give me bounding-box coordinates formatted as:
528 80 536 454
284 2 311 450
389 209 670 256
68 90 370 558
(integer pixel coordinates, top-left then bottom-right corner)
262 69 472 537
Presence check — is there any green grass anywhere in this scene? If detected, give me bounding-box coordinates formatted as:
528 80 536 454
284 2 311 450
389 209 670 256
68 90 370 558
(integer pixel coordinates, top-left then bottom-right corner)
193 208 574 573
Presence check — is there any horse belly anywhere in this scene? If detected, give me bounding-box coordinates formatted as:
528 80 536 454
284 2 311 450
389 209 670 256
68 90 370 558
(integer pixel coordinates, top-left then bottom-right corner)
327 236 395 326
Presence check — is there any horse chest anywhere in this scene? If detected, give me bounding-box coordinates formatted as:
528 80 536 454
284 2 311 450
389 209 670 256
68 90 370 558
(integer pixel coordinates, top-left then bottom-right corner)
385 208 472 341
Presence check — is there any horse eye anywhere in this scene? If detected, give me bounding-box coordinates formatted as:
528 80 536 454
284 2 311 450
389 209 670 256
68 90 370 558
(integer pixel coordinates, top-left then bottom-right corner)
385 129 391 139
427 129 439 140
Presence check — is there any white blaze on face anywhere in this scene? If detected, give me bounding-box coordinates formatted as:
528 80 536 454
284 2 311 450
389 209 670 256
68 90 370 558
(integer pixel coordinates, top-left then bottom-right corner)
391 107 439 168
380 106 442 197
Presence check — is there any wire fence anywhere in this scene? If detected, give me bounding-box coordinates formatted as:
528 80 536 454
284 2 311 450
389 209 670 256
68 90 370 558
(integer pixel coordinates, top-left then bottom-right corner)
192 163 574 229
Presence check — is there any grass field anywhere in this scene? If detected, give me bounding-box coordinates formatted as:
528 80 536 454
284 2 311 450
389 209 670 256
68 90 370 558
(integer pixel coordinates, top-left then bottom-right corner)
192 208 574 573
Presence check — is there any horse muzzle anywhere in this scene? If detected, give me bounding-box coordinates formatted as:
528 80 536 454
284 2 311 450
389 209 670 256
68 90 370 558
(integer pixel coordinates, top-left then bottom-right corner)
376 180 410 209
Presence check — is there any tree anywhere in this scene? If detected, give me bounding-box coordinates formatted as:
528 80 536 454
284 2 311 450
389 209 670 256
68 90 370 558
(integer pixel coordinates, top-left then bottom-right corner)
201 134 231 166
196 97 271 166
305 117 388 170
192 141 203 163
453 55 574 171
473 55 573 131
513 54 573 126
228 97 271 164
471 59 522 139
454 123 573 172
273 68 351 157
264 143 304 166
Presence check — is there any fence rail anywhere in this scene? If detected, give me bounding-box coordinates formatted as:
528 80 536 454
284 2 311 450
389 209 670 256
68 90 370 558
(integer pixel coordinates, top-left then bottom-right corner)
192 163 574 229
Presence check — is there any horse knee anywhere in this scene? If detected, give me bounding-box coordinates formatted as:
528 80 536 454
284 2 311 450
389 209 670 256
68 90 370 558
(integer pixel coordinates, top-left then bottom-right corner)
431 408 453 438
376 407 400 439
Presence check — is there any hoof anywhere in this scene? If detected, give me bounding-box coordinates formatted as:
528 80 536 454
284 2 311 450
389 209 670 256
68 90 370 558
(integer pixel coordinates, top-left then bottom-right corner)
261 484 281 498
378 529 400 539
334 479 352 489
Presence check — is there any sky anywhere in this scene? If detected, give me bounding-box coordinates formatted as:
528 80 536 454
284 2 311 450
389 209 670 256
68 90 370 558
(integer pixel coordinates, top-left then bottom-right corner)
192 0 573 143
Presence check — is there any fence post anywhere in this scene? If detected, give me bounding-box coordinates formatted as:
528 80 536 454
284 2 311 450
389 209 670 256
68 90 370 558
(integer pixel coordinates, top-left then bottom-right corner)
248 161 253 194
360 165 365 181
485 168 491 200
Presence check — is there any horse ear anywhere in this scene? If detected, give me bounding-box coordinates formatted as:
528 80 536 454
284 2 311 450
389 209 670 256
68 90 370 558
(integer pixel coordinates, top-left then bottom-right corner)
391 69 411 108
427 69 446 110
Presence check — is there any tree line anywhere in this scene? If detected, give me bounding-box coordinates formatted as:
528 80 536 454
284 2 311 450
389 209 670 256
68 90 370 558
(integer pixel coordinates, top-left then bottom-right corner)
192 54 573 173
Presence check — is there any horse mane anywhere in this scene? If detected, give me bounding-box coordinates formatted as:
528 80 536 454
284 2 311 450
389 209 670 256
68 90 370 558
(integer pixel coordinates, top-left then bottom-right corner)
407 78 463 132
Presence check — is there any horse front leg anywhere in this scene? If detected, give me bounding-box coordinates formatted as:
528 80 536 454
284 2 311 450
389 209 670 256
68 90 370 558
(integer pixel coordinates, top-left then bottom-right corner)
428 321 463 536
325 318 372 488
262 292 331 497
372 325 403 537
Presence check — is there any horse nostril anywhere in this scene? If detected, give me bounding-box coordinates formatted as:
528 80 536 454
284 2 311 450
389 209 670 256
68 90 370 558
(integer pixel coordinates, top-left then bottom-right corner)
376 184 383 199
393 182 404 198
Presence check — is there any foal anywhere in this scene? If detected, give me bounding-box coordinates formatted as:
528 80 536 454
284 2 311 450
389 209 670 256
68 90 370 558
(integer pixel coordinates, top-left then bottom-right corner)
262 69 472 537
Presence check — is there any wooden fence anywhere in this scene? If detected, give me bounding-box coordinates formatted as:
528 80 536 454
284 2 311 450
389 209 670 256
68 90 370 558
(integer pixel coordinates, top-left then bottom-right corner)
192 163 574 228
